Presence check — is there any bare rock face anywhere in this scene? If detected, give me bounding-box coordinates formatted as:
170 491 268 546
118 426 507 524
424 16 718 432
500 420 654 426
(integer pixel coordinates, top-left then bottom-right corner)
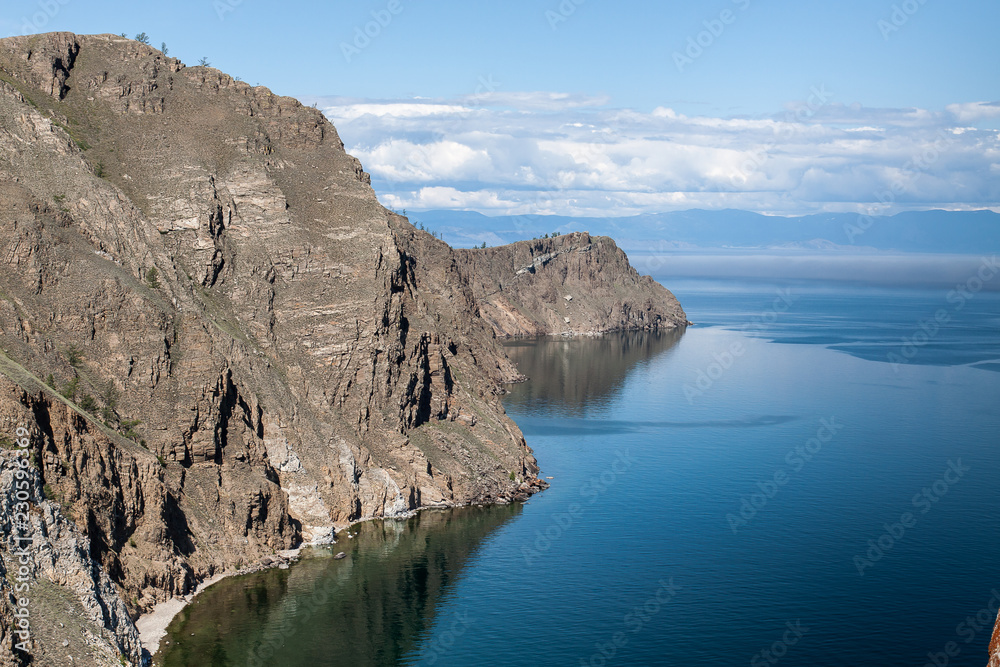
989 611 1000 666
0 419 143 667
454 232 688 337
0 32 545 662
0 32 79 99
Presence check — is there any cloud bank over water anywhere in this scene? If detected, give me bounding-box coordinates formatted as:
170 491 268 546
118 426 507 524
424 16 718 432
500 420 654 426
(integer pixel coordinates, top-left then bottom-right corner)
313 94 1000 218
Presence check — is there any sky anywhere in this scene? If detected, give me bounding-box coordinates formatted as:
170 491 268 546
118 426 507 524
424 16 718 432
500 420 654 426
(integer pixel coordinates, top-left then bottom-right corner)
4 0 999 217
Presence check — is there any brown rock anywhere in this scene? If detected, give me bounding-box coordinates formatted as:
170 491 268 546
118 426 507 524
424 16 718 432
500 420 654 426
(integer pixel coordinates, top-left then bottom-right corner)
989 609 1000 667
0 31 551 662
453 233 688 337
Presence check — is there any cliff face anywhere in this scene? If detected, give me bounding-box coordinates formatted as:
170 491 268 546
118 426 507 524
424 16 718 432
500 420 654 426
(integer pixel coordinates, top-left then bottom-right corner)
0 444 142 666
0 32 543 663
990 612 1000 666
454 232 688 337
158 504 522 665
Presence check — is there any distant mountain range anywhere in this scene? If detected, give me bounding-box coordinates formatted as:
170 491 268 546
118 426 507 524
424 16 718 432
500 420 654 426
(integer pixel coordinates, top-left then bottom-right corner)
407 209 1000 255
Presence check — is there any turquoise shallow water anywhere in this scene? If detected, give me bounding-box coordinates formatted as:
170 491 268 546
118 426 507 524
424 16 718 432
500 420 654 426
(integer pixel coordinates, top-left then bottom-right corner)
160 279 1000 666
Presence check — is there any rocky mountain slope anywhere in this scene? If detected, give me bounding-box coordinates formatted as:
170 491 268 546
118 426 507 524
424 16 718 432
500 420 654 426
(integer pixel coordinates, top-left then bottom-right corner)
0 32 547 665
0 33 684 665
990 613 1000 666
455 233 688 337
0 448 141 666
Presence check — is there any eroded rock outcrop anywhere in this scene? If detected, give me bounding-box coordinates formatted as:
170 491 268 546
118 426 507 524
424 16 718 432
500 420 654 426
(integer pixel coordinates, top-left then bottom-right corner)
454 232 688 337
0 32 545 663
989 611 1000 666
0 430 143 667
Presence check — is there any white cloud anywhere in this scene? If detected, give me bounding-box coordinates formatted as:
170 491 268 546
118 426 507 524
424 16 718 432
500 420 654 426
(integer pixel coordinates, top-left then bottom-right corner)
456 91 611 111
352 140 491 182
325 102 477 121
383 187 520 211
314 94 1000 217
946 101 1000 123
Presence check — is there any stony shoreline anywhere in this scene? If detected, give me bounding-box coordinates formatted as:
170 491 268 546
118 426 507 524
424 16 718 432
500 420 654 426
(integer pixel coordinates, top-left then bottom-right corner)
137 476 549 660
136 548 302 658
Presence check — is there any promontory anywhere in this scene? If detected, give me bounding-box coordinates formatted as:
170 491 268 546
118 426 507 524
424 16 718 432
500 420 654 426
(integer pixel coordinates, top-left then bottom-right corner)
0 33 686 665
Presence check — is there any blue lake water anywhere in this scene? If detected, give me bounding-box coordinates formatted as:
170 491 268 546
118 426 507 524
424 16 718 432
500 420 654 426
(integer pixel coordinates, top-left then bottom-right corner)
160 278 1000 666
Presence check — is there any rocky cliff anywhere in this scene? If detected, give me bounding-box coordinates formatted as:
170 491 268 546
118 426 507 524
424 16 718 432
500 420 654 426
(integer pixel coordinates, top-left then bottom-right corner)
0 32 687 665
0 32 550 664
0 446 142 666
990 612 1000 666
454 233 688 337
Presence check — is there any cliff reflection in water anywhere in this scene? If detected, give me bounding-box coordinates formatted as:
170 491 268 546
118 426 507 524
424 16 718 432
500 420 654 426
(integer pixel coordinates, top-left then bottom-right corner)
159 504 521 667
503 329 684 416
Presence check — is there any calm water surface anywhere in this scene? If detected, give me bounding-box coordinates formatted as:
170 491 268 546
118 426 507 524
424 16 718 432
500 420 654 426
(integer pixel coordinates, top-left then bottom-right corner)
160 279 1000 666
